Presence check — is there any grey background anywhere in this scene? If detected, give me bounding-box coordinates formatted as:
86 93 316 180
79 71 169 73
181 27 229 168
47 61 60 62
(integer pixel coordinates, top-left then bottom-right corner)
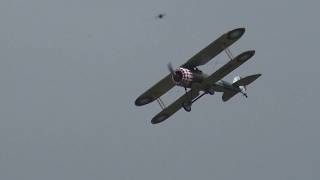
1 0 320 179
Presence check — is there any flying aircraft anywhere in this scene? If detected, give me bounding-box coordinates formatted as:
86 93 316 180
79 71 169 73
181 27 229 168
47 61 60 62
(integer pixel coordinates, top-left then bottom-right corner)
135 28 261 124
156 13 166 19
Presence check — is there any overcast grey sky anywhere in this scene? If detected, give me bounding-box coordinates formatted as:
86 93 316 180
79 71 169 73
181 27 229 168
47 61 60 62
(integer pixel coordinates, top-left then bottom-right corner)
1 0 320 179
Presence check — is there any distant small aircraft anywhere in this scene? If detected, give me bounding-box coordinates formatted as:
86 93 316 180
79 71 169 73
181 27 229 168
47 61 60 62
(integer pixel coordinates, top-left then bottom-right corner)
135 28 261 124
156 13 166 19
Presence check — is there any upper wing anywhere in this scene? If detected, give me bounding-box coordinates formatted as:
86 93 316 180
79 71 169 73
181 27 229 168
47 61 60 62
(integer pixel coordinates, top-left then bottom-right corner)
151 89 200 124
182 28 245 68
205 50 255 84
135 74 174 106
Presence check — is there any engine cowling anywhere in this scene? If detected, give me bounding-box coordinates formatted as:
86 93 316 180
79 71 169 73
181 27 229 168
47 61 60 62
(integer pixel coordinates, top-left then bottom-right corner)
172 67 205 88
171 67 193 87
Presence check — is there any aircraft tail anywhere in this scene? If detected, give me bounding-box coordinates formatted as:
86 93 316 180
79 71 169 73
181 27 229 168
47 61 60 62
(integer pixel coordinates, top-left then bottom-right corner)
233 74 262 87
222 74 261 102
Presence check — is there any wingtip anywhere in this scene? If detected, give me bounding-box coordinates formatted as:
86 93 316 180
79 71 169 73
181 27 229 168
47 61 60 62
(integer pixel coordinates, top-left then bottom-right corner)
236 27 246 33
134 100 141 106
151 113 169 124
134 98 142 106
227 28 245 40
249 50 255 56
135 96 154 106
255 73 262 78
237 50 255 62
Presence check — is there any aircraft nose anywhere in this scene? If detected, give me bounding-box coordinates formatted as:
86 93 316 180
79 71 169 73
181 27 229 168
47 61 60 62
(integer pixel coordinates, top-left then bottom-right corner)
172 70 183 82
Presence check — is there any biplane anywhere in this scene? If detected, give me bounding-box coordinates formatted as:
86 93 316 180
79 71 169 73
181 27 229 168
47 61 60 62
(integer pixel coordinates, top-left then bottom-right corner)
135 28 261 124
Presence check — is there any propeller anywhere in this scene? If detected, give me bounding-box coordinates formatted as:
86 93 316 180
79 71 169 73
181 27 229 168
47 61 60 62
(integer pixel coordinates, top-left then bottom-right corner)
167 62 175 74
167 62 183 82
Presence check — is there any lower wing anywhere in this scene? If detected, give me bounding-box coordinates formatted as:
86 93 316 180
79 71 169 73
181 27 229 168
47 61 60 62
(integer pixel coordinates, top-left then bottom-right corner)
151 89 200 124
204 50 255 84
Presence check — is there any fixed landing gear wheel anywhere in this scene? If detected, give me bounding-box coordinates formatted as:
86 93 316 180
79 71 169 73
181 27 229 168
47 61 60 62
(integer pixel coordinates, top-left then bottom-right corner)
207 89 215 95
182 102 192 112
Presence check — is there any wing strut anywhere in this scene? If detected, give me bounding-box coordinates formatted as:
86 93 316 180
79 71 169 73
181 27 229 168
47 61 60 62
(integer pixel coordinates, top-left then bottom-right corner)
156 98 166 110
191 92 207 103
225 47 234 60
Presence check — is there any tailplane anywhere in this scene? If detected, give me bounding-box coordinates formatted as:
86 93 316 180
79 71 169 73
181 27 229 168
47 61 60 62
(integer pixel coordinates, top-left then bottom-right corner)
222 74 261 102
232 76 247 97
233 74 262 87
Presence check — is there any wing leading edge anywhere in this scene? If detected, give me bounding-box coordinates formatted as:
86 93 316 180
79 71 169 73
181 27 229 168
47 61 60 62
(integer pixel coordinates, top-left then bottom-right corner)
205 50 256 84
182 28 245 68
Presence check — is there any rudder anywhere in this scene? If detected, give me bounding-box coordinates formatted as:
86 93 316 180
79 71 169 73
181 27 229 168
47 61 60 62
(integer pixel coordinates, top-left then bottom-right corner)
222 74 261 102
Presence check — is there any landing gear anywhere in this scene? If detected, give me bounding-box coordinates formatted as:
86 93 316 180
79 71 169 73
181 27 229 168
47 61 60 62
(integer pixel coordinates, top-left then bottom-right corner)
183 87 192 112
182 101 192 112
206 88 215 95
